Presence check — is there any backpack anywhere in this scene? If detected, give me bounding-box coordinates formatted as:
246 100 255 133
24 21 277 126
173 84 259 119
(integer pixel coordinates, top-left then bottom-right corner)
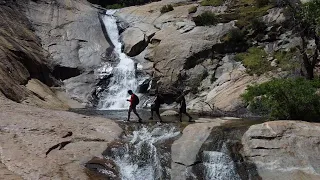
134 94 140 105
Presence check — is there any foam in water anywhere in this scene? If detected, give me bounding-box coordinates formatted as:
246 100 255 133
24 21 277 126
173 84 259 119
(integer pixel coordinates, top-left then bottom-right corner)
107 125 180 180
203 150 241 180
98 10 138 110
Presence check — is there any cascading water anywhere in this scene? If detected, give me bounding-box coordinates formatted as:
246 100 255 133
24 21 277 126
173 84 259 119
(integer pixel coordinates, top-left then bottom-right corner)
105 124 180 180
98 10 138 110
203 151 241 180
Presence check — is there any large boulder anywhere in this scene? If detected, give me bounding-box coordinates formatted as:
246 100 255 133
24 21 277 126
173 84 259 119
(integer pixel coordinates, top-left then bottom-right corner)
242 121 320 180
171 118 226 180
24 79 69 110
0 97 122 179
121 27 148 57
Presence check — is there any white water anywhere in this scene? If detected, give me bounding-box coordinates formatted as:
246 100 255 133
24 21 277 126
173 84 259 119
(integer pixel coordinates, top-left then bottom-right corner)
98 10 138 110
106 125 180 180
203 149 241 180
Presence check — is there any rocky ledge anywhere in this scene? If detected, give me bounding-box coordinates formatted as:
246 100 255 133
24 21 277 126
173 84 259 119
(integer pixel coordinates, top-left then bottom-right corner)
171 118 320 180
0 97 122 179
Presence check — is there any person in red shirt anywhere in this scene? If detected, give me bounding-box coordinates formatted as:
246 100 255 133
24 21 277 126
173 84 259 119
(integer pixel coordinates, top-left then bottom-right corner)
127 90 142 122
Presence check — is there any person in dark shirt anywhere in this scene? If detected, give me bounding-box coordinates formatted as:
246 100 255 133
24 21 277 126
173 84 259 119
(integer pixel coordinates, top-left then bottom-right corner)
176 93 193 122
149 93 163 122
127 90 142 123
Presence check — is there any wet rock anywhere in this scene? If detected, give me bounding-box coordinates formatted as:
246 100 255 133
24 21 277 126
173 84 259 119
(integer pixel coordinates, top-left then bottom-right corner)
161 110 179 116
102 140 127 159
242 121 320 180
138 78 151 93
86 157 120 180
171 119 226 180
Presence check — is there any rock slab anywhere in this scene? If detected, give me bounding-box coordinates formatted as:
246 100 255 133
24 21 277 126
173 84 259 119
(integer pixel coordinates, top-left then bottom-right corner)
242 121 320 180
0 97 122 179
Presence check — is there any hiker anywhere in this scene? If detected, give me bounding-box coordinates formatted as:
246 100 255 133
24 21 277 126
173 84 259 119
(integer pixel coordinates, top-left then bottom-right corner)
149 92 164 122
176 92 193 122
127 90 142 123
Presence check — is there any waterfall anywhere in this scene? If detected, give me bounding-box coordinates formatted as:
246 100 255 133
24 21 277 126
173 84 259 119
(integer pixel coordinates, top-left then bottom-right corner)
105 124 180 180
98 10 138 110
202 142 241 180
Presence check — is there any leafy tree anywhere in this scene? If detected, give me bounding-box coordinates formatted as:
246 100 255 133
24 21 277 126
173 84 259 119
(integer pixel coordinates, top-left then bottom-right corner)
242 78 320 121
281 0 320 79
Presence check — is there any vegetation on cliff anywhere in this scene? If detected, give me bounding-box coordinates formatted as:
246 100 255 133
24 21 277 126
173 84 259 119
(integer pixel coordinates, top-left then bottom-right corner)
242 78 320 121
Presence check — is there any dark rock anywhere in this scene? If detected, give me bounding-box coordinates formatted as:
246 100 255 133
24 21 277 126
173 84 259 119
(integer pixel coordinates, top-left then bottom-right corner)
52 65 81 81
85 157 120 180
138 79 151 93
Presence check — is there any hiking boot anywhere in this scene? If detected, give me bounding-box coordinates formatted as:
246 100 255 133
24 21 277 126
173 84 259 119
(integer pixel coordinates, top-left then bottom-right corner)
189 117 194 122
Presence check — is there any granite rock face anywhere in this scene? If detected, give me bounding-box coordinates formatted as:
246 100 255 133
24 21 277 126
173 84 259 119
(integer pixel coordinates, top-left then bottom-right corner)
113 0 261 112
242 121 320 180
0 97 122 179
14 0 111 105
0 0 56 103
17 0 110 70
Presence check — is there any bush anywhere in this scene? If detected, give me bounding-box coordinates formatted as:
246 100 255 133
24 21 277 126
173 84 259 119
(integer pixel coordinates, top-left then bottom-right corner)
201 0 224 6
274 49 298 71
106 4 124 9
160 4 174 13
188 6 197 14
250 18 267 32
242 78 320 121
235 47 272 75
223 29 245 43
193 11 218 26
255 0 270 8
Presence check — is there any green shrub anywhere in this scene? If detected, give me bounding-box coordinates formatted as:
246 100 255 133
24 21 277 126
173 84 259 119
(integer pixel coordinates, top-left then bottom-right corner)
255 0 270 8
193 11 218 26
160 4 174 13
235 3 273 29
250 18 267 32
188 6 197 14
201 0 224 6
106 4 124 9
274 49 298 71
235 47 272 75
223 29 245 43
242 78 320 121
